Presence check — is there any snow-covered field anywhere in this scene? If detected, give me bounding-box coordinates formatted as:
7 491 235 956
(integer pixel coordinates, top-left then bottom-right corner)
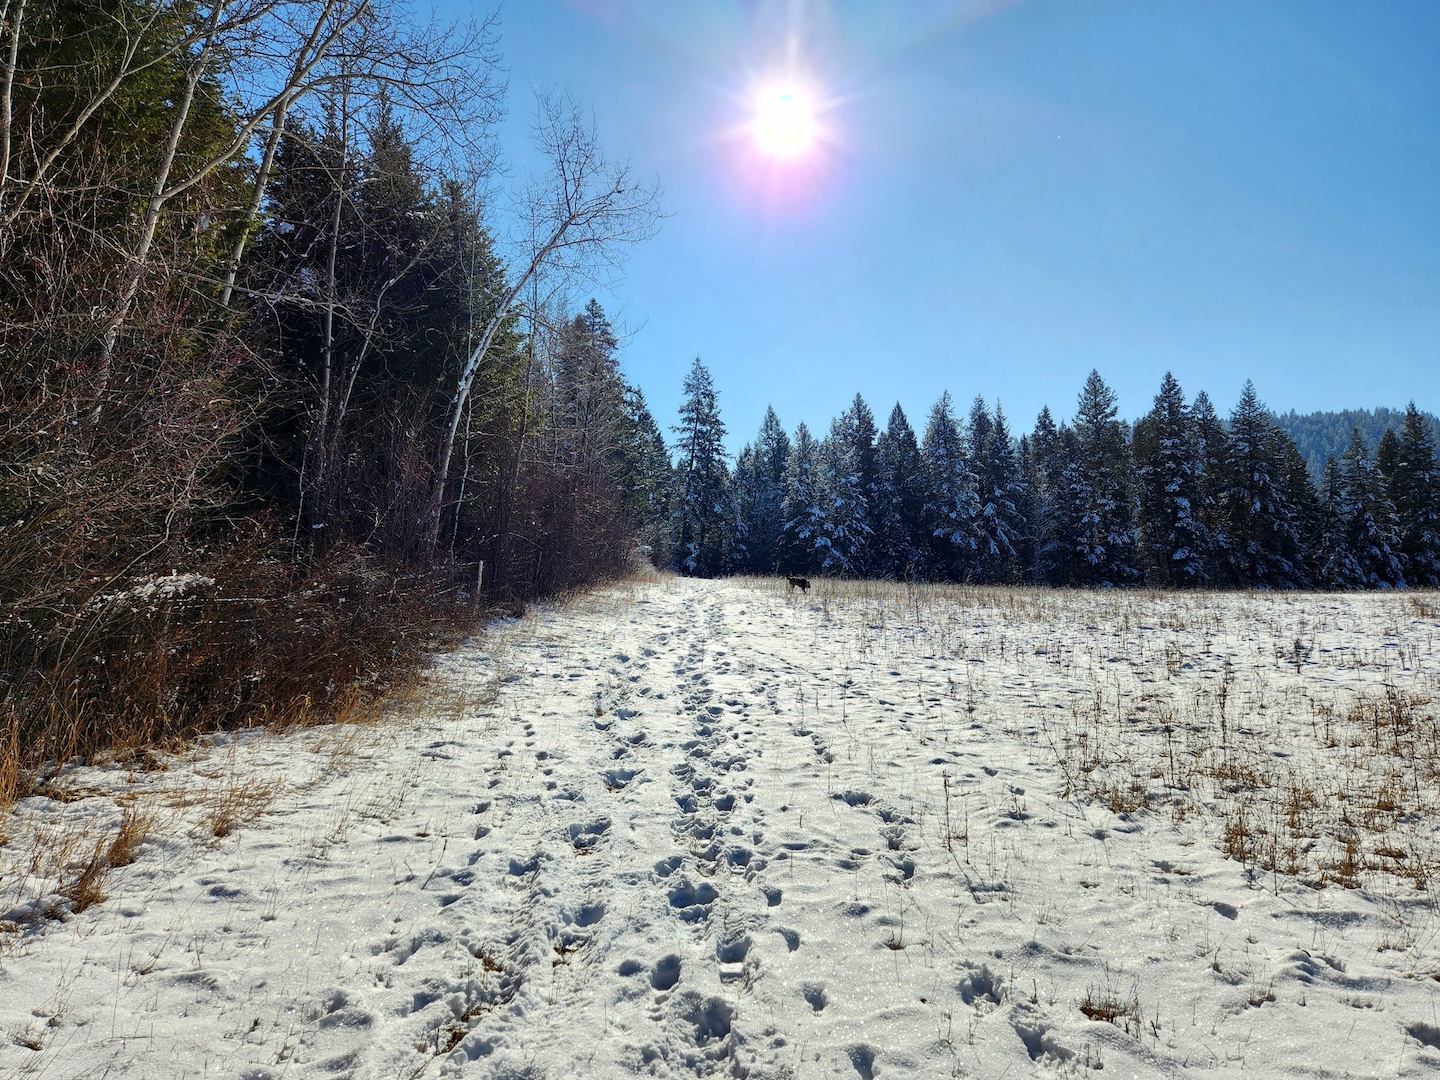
4 577 1440 1079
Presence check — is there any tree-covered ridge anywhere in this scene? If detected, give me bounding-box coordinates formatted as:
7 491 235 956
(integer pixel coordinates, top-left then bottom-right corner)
1273 408 1440 481
664 364 1440 590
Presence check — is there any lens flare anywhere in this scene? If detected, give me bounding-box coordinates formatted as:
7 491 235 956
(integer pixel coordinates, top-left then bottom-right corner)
753 83 817 160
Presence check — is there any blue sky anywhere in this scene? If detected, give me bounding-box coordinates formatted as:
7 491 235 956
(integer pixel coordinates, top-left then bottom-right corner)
453 0 1439 449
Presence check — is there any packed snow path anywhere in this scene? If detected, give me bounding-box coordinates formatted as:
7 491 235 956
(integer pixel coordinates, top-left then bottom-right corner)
4 577 1440 1078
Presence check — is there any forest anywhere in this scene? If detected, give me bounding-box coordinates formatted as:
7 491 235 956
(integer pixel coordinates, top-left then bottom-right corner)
1 1 1437 782
0 0 663 779
671 364 1440 591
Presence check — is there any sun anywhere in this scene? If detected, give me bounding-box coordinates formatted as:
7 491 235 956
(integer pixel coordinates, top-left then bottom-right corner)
753 83 818 160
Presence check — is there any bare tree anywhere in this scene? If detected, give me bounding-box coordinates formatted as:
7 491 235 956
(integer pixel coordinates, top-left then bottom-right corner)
0 0 25 205
424 92 660 552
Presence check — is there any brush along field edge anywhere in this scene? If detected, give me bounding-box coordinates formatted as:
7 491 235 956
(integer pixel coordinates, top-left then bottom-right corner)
2 577 1439 1077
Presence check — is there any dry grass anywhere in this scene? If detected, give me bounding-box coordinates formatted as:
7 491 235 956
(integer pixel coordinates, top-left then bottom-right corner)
0 552 491 811
196 778 284 839
1079 984 1143 1037
0 796 158 931
744 575 1440 903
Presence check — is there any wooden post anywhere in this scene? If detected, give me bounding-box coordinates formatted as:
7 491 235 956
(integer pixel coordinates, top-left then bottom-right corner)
475 560 484 605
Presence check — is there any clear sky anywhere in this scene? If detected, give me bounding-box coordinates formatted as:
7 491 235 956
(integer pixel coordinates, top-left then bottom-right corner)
452 0 1439 449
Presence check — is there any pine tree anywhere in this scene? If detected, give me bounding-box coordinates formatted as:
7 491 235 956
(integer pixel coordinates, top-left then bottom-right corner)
781 423 825 575
670 358 730 576
872 404 927 579
921 392 980 580
1391 404 1440 587
1134 373 1208 586
1072 371 1138 586
1223 382 1308 588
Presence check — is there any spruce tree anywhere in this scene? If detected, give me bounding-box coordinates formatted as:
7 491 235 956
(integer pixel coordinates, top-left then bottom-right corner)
1318 457 1366 589
1392 404 1440 586
1051 427 1093 586
670 358 730 577
730 407 791 574
816 416 870 575
1276 434 1322 583
873 404 927 579
921 392 979 580
972 401 1025 583
847 395 882 574
1072 371 1139 586
1223 382 1307 588
1337 427 1406 588
1135 373 1208 586
1189 391 1232 584
616 384 672 561
781 423 825 574
1026 407 1068 585
728 444 760 573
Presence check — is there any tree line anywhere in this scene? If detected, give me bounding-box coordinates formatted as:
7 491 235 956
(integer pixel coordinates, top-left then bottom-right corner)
0 0 659 775
664 361 1440 591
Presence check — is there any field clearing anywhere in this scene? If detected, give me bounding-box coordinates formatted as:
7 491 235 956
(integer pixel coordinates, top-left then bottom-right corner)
2 577 1440 1078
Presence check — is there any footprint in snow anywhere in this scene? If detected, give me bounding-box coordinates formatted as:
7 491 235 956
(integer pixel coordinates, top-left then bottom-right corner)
651 954 682 991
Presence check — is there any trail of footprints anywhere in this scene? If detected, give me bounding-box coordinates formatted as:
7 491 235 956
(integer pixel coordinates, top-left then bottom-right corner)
281 589 1008 1077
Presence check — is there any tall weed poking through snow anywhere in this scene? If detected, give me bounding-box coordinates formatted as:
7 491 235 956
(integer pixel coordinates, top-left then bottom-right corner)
758 575 1440 902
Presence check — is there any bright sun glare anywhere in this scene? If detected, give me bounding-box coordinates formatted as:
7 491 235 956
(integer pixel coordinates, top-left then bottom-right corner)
753 83 817 160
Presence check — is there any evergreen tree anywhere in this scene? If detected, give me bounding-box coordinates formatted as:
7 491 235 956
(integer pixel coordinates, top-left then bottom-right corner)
921 392 980 580
1376 428 1403 486
846 395 882 574
781 423 825 574
1276 434 1322 583
1318 458 1366 589
972 400 1025 583
1189 391 1232 585
727 444 759 573
1337 427 1406 588
670 358 730 576
616 384 672 561
872 404 928 579
1134 373 1208 586
1391 404 1440 587
1014 435 1041 582
1026 407 1070 585
1051 428 1095 585
1223 382 1308 588
816 415 870 575
554 300 628 479
1072 371 1139 586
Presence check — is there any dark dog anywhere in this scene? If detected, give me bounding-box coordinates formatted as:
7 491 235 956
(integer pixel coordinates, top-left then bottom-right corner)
786 575 810 593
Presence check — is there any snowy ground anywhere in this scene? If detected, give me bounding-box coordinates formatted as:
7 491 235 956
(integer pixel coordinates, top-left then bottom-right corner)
4 576 1440 1079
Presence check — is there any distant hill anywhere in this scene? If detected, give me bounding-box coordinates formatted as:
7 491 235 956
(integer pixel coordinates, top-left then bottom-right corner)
1272 407 1440 480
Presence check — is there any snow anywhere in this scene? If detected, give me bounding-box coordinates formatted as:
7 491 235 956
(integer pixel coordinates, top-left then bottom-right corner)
3 577 1440 1078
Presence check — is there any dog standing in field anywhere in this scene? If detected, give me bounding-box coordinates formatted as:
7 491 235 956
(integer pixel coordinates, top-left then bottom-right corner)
786 575 810 593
